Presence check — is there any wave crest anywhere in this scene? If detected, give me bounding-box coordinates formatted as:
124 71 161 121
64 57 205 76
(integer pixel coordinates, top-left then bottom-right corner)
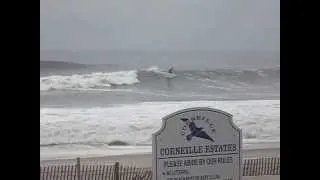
40 70 139 91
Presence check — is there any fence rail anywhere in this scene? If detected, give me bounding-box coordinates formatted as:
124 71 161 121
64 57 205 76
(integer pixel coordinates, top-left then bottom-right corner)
40 157 280 180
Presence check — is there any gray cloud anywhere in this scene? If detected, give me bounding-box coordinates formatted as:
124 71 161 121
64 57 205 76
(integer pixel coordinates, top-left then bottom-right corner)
41 0 279 51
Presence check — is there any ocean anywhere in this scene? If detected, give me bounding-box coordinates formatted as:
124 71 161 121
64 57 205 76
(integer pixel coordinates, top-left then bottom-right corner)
40 51 280 160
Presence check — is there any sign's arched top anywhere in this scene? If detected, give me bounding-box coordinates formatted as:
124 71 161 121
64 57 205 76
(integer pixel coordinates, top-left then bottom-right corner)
154 107 240 137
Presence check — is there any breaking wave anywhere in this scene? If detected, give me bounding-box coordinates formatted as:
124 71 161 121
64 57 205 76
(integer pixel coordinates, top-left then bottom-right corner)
40 70 139 91
40 66 279 92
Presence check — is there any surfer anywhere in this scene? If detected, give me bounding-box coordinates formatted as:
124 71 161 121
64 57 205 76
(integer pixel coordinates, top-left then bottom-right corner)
168 66 174 74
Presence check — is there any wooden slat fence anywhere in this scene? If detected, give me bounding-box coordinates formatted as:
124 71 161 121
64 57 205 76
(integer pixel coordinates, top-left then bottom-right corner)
40 156 280 180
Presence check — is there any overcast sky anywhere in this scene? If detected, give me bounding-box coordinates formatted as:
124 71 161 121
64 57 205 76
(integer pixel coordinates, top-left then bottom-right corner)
40 0 279 51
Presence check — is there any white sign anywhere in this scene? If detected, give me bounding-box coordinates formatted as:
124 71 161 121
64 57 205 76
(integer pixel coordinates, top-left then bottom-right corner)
153 107 242 180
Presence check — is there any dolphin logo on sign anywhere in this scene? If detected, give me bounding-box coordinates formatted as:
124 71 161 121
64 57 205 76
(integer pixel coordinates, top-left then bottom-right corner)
181 118 214 142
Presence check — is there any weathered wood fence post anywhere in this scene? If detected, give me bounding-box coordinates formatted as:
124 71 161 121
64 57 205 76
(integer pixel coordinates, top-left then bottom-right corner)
76 157 81 180
114 162 120 180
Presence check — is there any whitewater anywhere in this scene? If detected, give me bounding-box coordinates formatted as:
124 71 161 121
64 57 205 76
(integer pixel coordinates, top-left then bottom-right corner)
40 63 279 160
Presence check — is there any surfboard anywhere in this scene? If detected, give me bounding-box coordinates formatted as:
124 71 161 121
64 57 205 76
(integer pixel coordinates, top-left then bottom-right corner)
155 71 177 78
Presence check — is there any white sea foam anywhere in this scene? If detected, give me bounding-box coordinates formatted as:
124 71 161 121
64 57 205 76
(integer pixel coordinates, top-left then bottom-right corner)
145 65 161 72
40 70 139 91
40 100 280 159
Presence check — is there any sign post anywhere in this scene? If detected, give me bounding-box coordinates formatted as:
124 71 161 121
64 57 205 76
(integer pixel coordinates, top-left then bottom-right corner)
153 107 242 180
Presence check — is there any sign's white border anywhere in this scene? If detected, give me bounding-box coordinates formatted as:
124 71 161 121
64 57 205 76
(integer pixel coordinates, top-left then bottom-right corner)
152 107 243 180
